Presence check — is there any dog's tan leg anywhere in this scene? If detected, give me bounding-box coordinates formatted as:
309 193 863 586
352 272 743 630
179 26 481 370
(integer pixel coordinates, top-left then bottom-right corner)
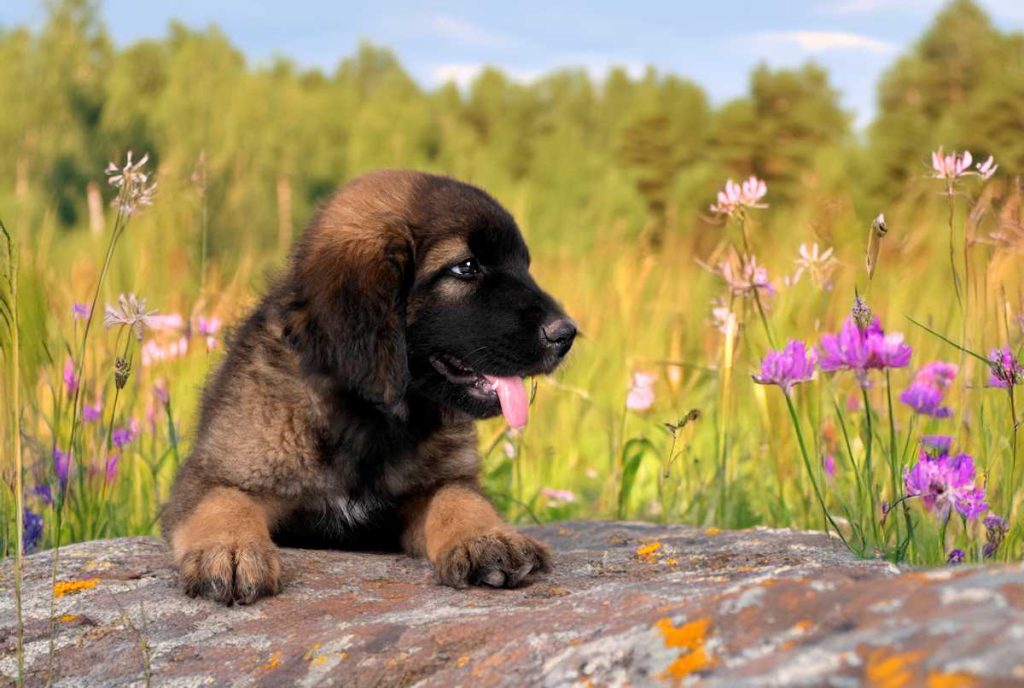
403 482 550 588
169 486 284 605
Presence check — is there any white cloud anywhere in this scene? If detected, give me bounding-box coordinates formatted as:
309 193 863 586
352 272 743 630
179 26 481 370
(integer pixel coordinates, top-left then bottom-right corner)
753 31 896 54
824 0 939 13
430 63 486 88
429 56 644 89
428 15 509 48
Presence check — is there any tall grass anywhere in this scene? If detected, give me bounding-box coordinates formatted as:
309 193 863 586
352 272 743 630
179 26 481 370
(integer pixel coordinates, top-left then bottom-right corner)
2 152 1022 580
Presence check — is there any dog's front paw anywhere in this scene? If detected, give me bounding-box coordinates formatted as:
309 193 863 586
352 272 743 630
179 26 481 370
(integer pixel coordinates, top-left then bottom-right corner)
178 537 282 605
434 529 551 589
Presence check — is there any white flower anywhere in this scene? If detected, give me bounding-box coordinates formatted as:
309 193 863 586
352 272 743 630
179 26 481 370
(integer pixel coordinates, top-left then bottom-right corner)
104 293 157 341
791 242 839 291
105 150 157 216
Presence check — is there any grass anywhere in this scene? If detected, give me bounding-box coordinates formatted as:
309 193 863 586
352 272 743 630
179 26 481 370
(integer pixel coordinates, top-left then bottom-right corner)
2 153 1022 594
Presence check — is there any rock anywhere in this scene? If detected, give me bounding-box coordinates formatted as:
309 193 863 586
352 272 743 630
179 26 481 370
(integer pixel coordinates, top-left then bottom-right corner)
1 521 1022 686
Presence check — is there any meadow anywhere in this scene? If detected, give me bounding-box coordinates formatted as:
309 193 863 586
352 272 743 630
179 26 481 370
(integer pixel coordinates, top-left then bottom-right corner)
2 0 1023 601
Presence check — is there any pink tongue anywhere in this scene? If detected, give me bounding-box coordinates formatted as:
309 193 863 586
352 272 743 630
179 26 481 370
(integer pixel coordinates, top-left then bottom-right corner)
484 375 528 429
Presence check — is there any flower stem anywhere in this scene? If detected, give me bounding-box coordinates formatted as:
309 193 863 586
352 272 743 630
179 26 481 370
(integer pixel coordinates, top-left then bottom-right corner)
784 391 849 548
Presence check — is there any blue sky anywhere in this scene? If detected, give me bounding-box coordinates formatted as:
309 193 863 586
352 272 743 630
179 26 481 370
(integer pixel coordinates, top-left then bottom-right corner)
4 0 1023 126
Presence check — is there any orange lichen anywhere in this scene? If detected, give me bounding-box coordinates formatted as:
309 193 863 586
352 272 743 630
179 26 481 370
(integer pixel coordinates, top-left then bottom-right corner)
53 578 99 597
457 655 470 668
656 617 715 681
256 652 282 674
636 542 663 562
791 619 813 633
865 649 925 688
704 527 721 536
926 673 979 688
57 614 79 623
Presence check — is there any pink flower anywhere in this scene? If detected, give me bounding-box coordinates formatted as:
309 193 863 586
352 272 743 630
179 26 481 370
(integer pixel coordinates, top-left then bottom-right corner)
752 340 817 392
72 302 91 319
703 253 776 299
63 357 79 394
141 336 189 367
540 487 576 505
710 176 768 217
818 316 911 385
83 400 103 423
148 313 185 331
904 450 987 520
626 371 656 412
930 148 997 183
900 362 958 418
976 155 998 180
823 454 837 481
987 347 1022 388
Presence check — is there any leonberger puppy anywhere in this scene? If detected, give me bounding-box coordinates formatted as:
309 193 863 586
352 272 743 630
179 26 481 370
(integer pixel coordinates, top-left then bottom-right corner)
162 169 577 605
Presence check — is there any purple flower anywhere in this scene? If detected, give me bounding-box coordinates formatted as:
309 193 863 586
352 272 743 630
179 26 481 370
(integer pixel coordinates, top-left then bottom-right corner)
987 347 1022 389
819 316 911 384
983 514 1007 559
23 508 44 553
900 362 958 418
105 453 120 482
947 548 966 565
53 448 70 487
33 483 53 506
111 421 138 449
63 357 79 394
752 340 817 392
83 400 103 423
72 302 91 320
921 435 954 455
904 451 988 520
823 454 837 481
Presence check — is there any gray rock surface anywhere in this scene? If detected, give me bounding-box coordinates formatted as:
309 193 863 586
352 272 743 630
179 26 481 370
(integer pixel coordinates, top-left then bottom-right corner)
2 521 1022 686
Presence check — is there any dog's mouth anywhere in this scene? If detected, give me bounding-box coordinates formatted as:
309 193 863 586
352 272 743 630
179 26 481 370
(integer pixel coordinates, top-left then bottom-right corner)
429 354 528 428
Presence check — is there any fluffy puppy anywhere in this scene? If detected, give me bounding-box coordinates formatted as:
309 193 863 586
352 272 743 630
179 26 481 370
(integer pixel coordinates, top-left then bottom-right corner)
161 169 577 604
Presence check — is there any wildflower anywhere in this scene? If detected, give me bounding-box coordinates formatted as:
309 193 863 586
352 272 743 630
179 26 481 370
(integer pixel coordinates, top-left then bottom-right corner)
147 313 185 331
626 371 656 412
983 514 1007 559
819 316 911 384
921 434 954 455
23 509 44 553
104 293 156 341
540 487 576 505
33 484 53 506
72 302 91 319
709 299 732 334
987 347 1023 388
903 450 988 520
931 148 974 182
53 448 70 487
900 362 958 418
105 150 157 216
710 176 768 217
197 315 221 350
63 357 79 394
105 453 120 482
976 155 998 181
703 252 776 299
790 243 838 291
947 549 965 565
752 340 817 392
823 454 837 481
111 420 138 449
154 378 170 405
141 336 189 367
83 400 103 423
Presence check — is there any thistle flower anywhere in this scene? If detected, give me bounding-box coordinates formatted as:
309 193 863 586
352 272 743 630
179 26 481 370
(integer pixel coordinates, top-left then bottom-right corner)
946 549 965 565
752 340 817 392
53 448 70 487
63 356 79 394
105 150 157 216
710 176 768 217
626 371 656 412
900 362 958 418
104 293 156 341
903 450 988 520
987 347 1023 388
983 514 1007 559
540 487 576 505
23 509 44 553
790 243 838 291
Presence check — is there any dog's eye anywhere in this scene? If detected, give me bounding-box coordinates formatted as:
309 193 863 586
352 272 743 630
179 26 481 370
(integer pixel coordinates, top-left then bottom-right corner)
449 259 481 278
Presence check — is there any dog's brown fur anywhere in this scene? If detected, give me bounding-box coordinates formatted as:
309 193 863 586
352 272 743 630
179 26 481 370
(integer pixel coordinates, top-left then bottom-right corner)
162 169 571 604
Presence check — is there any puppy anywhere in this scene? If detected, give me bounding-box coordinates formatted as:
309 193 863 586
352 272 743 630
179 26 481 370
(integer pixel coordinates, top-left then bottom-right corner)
161 169 577 604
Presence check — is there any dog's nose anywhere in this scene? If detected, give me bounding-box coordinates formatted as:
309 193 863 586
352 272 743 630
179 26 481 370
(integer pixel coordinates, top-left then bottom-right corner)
542 317 577 357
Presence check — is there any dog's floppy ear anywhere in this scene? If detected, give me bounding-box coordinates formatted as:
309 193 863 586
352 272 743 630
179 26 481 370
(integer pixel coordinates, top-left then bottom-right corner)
287 211 415 412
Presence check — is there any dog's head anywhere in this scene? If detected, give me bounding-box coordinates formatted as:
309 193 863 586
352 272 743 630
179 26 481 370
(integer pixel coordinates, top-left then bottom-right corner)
286 170 575 426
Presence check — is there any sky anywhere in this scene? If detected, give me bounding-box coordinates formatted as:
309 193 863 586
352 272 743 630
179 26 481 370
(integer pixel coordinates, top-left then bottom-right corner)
3 0 1024 127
